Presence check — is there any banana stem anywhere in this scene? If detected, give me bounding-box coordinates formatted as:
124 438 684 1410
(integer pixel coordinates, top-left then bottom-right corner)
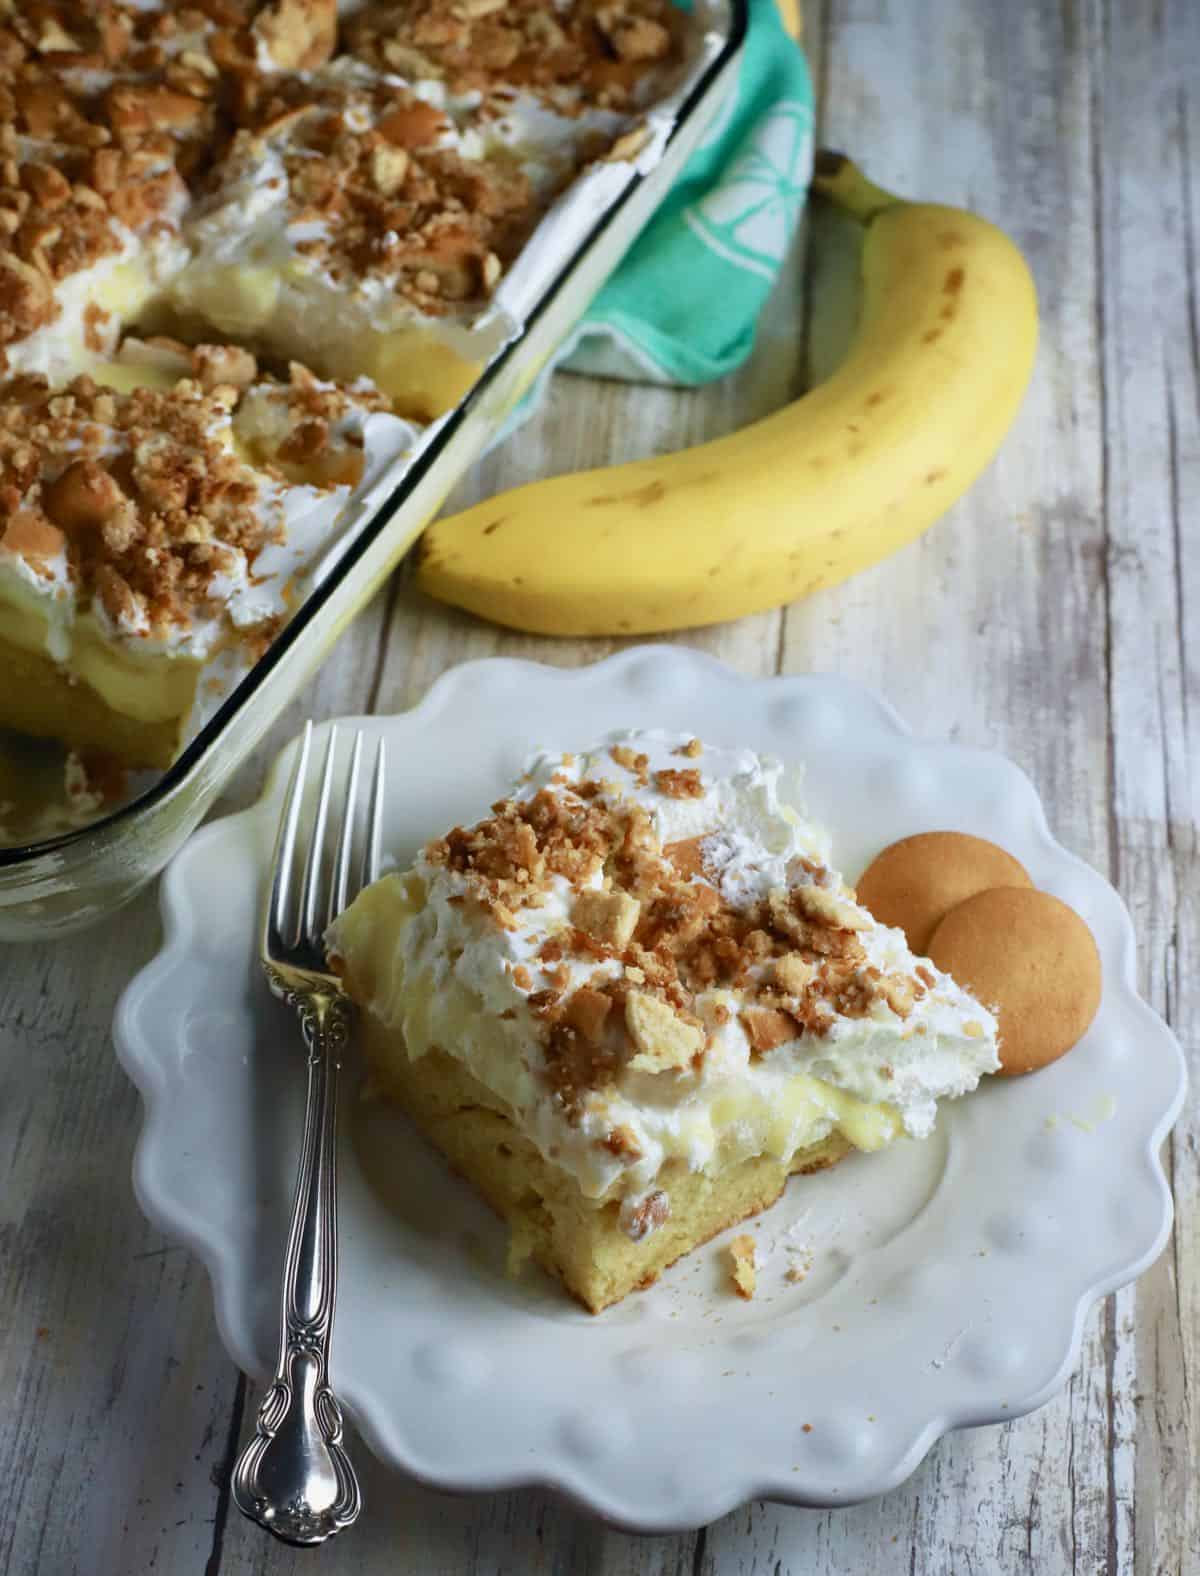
811 149 899 223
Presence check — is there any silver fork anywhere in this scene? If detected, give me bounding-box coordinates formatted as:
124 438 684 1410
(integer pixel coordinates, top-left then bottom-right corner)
231 721 385 1547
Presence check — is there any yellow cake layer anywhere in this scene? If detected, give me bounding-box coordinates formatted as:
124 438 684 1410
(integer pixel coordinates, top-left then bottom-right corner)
0 635 187 769
360 1021 852 1314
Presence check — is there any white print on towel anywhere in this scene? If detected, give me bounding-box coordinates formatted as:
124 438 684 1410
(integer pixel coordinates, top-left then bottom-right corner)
684 99 813 278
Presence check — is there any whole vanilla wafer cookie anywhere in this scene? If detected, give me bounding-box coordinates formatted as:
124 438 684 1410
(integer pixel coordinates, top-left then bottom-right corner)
855 831 1032 955
927 886 1102 1075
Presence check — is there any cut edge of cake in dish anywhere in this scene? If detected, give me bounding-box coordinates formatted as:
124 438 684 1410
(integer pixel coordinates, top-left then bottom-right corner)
329 730 1001 1313
0 343 417 769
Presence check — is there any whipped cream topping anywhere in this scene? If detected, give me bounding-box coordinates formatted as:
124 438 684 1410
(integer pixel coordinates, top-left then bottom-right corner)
522 735 833 902
330 732 1001 1211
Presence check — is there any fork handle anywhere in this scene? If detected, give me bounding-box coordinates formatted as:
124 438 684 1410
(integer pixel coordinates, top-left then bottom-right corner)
232 985 362 1546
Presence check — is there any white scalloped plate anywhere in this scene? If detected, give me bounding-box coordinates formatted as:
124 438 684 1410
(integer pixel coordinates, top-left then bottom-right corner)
114 649 1185 1531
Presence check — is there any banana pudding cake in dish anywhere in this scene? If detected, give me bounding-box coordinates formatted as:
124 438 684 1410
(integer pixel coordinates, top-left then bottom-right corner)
0 0 698 822
329 732 1000 1313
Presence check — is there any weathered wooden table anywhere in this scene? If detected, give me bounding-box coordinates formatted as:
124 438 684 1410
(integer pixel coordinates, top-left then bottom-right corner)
2 1 1196 1571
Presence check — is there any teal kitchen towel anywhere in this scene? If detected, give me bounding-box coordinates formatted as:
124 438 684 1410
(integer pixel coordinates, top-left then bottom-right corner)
494 0 813 445
565 0 814 385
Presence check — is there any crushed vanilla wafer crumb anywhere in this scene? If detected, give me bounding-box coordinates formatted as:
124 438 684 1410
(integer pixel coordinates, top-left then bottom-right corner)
729 1235 757 1299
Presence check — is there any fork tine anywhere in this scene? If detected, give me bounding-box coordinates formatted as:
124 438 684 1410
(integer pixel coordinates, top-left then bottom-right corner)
299 725 338 946
270 720 312 947
364 738 386 887
328 731 363 927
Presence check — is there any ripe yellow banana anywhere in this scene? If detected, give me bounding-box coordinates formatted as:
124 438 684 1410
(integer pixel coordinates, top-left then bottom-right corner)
414 152 1038 637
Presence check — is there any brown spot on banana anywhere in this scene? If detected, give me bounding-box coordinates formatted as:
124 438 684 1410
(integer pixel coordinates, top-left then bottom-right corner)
586 472 720 509
925 468 949 484
482 517 507 535
938 231 966 249
587 480 666 508
864 390 891 407
922 329 942 344
943 266 965 295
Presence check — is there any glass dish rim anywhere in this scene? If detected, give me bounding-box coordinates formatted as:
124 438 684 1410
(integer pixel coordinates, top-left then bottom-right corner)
0 0 749 871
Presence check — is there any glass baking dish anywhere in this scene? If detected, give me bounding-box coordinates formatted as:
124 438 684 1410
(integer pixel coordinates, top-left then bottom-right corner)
0 0 746 941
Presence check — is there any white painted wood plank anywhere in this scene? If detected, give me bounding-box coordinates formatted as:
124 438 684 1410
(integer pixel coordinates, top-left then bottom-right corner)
1093 4 1199 1575
0 903 237 1576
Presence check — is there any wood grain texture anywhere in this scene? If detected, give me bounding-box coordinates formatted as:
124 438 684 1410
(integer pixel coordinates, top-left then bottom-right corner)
1097 4 1199 1574
0 0 1195 1571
